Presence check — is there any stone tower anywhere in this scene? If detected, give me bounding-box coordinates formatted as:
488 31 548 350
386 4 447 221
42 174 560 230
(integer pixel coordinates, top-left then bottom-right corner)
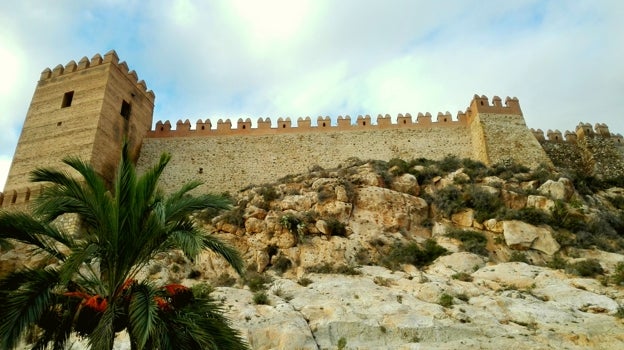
1 50 154 206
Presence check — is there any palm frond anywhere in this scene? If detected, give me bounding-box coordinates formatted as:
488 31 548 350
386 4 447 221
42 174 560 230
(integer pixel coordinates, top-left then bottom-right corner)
0 212 71 261
200 235 245 276
87 306 116 350
0 268 60 349
128 282 160 349
154 295 249 350
166 191 231 222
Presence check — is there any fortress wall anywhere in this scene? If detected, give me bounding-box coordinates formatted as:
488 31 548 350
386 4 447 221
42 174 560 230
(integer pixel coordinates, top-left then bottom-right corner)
136 125 472 194
471 113 552 167
533 124 624 178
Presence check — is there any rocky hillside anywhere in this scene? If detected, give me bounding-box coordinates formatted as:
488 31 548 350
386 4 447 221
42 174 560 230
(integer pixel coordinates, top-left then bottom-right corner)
10 156 624 349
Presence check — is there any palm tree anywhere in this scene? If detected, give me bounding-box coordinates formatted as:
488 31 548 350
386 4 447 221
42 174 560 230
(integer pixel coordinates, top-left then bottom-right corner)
0 142 249 350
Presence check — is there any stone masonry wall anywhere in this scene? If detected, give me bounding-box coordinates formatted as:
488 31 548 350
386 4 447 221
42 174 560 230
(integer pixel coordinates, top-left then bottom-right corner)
471 113 552 167
136 125 472 194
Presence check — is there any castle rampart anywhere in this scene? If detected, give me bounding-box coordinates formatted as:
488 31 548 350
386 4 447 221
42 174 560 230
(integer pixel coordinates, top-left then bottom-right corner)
135 95 550 195
534 123 624 179
2 51 622 206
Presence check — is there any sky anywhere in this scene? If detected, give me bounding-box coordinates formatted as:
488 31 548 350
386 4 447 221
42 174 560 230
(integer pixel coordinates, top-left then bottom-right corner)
1 0 623 191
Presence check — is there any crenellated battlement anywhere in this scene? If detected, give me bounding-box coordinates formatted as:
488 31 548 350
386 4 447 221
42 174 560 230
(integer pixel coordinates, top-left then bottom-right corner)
0 186 43 209
469 94 522 116
531 123 623 144
39 50 155 103
148 111 470 137
146 95 518 138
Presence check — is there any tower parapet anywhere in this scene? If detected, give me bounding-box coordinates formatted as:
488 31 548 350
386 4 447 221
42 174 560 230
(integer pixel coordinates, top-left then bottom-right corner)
3 50 154 206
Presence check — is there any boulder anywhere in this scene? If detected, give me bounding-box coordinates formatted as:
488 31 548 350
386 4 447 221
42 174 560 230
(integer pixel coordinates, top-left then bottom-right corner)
526 195 555 212
501 190 527 209
391 173 420 195
350 186 428 234
451 209 474 227
502 220 538 249
538 178 575 201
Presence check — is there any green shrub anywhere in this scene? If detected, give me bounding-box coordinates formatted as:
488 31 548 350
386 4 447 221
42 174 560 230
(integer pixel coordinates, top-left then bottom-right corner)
438 293 454 308
381 239 447 270
280 214 301 233
221 203 246 228
326 218 347 236
546 254 567 270
461 158 488 180
272 256 292 274
245 272 272 292
187 269 202 279
616 305 624 319
257 185 279 202
566 259 604 277
190 283 214 299
451 272 473 282
509 251 529 263
464 185 503 222
305 263 361 275
446 229 488 256
551 201 585 232
433 185 465 218
499 207 552 226
388 158 411 175
487 161 530 180
253 291 270 305
439 155 462 172
317 188 335 202
213 273 237 287
611 262 624 286
297 277 313 286
333 264 361 275
337 337 347 350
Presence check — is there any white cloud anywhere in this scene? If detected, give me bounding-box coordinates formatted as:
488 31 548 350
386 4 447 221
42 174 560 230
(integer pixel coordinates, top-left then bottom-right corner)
1 0 624 190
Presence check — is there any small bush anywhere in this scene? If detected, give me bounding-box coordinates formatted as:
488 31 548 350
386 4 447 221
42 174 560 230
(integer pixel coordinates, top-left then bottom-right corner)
253 291 270 305
334 265 361 275
546 254 567 270
611 262 624 286
221 203 246 228
190 283 214 299
257 185 279 202
608 195 624 210
464 185 503 222
433 185 465 218
451 272 473 282
326 218 347 236
317 188 335 202
337 337 347 350
499 207 552 226
381 239 447 270
446 229 488 256
245 272 272 292
214 273 237 287
388 158 411 175
297 277 313 286
306 263 361 275
280 214 301 233
438 293 454 308
439 155 462 172
373 276 393 287
616 305 624 319
187 269 202 279
566 259 604 277
509 251 529 263
272 256 292 274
